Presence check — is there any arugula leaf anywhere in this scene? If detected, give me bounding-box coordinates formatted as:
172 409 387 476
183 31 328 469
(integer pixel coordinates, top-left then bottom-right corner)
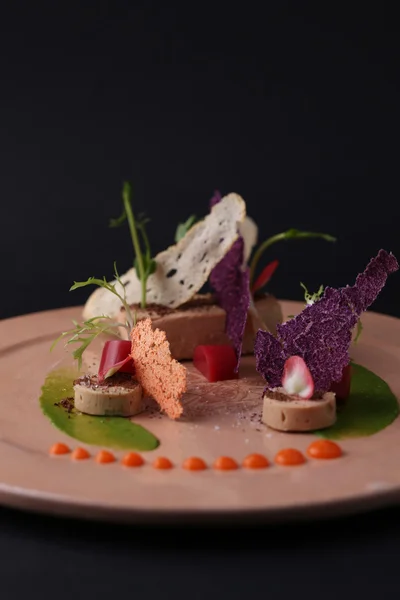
249 228 336 288
300 282 324 305
174 214 197 243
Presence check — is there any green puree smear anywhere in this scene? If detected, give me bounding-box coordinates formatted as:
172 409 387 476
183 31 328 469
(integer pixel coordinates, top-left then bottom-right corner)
40 369 159 451
317 363 399 440
40 363 398 448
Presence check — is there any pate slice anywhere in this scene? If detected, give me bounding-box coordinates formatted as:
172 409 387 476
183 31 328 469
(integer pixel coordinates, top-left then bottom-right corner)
83 193 246 320
262 388 336 432
73 374 143 417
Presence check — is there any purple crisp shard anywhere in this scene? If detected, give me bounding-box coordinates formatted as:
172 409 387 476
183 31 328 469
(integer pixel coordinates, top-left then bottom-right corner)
210 189 222 208
255 250 399 393
210 237 250 370
209 190 250 371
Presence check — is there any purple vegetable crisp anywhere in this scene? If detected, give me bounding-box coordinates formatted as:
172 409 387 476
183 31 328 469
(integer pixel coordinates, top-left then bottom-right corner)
255 249 398 393
209 190 250 371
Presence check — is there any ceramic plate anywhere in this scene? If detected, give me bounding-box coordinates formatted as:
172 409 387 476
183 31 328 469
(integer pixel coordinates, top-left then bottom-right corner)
1 301 400 524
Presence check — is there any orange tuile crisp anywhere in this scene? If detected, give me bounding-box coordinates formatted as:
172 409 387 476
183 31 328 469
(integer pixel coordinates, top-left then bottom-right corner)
130 318 186 419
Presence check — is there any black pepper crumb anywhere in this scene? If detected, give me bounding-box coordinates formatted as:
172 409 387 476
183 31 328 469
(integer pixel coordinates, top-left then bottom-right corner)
55 397 75 414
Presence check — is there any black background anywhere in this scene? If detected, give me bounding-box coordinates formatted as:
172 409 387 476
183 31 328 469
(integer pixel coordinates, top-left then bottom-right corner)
1 3 400 599
1 2 399 319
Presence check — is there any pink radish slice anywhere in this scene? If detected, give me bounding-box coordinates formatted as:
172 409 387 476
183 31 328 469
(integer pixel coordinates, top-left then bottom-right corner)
282 356 314 399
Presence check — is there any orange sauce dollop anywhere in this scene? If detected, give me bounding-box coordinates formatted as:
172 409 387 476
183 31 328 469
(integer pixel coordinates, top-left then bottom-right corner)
242 453 270 469
275 448 306 466
71 447 90 460
96 450 116 464
213 456 239 470
182 457 207 471
122 452 144 467
307 440 342 459
153 456 173 470
49 442 71 455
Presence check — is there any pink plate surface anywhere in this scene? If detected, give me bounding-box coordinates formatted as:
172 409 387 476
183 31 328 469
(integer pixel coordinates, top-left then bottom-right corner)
1 301 400 524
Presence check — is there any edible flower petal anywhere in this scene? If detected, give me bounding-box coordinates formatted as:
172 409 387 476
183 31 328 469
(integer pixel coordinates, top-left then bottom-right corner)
252 259 279 294
282 356 314 399
98 340 135 383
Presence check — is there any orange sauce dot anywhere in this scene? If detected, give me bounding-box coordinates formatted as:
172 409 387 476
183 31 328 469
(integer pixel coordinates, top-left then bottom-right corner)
49 442 70 456
153 456 173 470
96 450 116 464
71 447 90 460
275 448 305 466
213 456 239 470
122 452 144 467
182 457 207 471
307 440 342 460
242 453 270 469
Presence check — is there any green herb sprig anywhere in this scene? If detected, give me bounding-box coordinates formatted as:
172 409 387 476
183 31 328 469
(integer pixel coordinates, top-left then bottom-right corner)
110 181 156 308
354 318 363 344
298 281 363 342
50 316 125 370
70 262 135 330
174 214 197 243
51 263 137 368
249 228 336 288
300 282 324 305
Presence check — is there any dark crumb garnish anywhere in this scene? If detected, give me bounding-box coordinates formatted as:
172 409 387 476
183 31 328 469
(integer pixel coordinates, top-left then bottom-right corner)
54 397 75 413
122 293 218 317
73 372 136 391
249 411 262 423
265 389 322 402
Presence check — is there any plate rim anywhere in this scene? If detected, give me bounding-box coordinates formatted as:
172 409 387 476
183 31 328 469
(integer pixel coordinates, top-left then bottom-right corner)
1 302 400 524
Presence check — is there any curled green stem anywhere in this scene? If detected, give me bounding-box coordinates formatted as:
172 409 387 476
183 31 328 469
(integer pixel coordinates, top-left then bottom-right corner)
249 229 336 287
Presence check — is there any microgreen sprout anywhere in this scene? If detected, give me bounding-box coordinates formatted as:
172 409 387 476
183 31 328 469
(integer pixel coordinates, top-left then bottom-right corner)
110 182 156 308
51 263 137 368
50 316 125 370
300 282 324 305
70 262 135 330
174 214 197 242
354 318 363 344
